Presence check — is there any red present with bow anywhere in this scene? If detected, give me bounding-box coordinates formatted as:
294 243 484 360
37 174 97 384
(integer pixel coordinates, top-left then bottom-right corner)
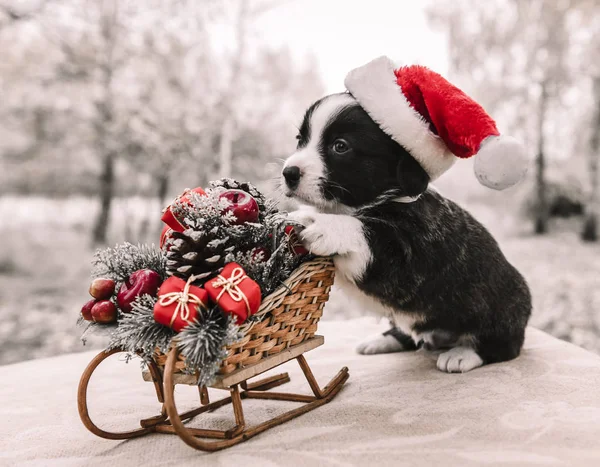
161 187 206 232
159 225 174 250
205 263 261 324
153 276 209 332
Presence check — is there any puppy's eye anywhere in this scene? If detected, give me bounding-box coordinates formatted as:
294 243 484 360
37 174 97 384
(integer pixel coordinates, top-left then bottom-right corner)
332 139 350 154
295 134 301 140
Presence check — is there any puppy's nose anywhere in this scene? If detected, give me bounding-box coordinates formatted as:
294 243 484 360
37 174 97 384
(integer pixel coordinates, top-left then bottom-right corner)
283 166 301 189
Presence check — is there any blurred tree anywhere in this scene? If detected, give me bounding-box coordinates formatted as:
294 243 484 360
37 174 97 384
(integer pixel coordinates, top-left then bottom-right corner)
577 2 600 241
0 0 324 244
582 77 600 241
427 0 580 234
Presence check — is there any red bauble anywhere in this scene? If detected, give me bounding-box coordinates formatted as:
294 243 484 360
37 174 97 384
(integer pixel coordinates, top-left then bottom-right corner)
81 299 96 321
117 269 162 313
205 262 261 324
91 300 118 324
161 187 206 232
219 189 260 225
284 225 309 256
89 278 115 300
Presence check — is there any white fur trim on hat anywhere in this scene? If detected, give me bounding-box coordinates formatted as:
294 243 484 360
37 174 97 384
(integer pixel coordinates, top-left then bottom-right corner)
344 56 455 181
474 135 529 190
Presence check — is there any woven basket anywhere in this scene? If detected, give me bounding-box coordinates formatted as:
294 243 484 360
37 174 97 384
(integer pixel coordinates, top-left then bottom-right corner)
153 256 335 376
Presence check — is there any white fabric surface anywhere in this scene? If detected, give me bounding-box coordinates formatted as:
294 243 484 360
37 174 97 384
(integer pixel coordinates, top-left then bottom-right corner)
2 319 600 467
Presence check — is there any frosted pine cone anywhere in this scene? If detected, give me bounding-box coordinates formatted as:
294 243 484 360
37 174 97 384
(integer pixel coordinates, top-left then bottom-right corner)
165 229 233 281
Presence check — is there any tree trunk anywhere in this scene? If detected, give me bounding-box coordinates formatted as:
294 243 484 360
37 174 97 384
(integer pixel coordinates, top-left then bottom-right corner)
582 76 600 242
92 151 115 244
217 117 234 178
91 1 118 245
217 0 248 178
534 82 549 235
157 171 170 209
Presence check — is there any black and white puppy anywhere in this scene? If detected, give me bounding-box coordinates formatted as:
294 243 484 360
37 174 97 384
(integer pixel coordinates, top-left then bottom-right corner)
282 92 532 373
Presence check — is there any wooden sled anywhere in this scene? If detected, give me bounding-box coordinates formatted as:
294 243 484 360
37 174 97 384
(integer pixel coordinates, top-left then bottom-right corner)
77 258 348 451
77 336 348 451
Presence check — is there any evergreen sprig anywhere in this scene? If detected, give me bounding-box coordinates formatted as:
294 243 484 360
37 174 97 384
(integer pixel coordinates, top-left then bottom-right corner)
92 242 167 283
176 308 242 387
106 294 175 360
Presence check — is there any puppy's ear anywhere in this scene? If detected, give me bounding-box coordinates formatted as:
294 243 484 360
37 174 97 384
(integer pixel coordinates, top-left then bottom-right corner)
396 155 430 197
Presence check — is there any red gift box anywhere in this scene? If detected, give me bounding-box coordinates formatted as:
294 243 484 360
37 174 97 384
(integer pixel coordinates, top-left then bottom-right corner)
205 263 261 324
161 187 206 232
159 225 174 250
153 276 209 332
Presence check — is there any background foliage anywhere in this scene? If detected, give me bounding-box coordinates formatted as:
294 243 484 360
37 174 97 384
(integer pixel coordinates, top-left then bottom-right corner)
1 0 599 365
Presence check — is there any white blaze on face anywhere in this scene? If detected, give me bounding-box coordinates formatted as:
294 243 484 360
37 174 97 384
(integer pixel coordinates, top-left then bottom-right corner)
283 93 356 208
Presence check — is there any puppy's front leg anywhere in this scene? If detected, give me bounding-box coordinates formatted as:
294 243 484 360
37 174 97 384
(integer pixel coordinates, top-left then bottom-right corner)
288 211 366 257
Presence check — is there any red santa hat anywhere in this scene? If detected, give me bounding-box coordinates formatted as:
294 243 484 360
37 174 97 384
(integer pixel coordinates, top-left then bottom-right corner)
344 56 528 190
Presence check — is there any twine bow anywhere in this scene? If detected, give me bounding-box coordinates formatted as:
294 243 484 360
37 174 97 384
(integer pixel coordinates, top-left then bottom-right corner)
212 267 251 315
158 274 206 328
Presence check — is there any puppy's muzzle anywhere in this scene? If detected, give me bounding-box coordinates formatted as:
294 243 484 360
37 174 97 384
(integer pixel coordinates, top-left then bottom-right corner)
282 165 301 190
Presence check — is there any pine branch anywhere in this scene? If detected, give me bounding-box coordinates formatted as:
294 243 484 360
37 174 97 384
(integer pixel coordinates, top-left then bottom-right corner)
92 242 167 283
107 294 174 360
176 308 242 387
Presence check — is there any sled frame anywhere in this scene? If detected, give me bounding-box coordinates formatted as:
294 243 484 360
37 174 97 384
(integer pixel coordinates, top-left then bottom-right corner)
77 336 349 452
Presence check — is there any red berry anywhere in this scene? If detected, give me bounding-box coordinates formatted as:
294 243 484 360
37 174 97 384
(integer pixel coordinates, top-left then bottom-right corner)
219 189 260 225
81 299 96 321
91 300 118 324
117 269 162 313
89 278 116 300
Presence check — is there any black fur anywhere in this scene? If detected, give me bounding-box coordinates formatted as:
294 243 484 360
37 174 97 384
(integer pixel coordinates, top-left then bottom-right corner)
356 191 531 364
292 93 532 366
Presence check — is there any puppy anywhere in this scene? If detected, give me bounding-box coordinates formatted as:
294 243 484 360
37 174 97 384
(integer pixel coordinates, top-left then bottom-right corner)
282 92 532 373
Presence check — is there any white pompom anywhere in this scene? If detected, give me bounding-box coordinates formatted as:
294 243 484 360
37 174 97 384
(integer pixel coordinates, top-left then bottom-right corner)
474 135 529 190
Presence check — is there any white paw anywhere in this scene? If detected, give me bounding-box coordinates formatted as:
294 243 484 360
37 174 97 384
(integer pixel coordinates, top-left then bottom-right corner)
295 213 362 257
287 206 318 227
356 334 406 355
436 346 484 373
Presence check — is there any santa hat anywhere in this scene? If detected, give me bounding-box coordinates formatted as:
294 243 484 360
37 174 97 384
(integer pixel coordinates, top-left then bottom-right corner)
344 56 528 190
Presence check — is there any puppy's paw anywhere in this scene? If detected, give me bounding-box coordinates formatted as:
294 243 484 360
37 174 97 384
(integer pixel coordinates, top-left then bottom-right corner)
299 214 364 257
287 206 318 227
356 334 406 355
436 346 483 373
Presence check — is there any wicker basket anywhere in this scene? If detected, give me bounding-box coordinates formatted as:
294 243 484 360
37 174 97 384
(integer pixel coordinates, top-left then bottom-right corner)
153 256 336 375
78 255 348 452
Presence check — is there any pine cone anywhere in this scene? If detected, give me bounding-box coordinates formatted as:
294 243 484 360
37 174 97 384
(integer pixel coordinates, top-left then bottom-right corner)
165 229 232 281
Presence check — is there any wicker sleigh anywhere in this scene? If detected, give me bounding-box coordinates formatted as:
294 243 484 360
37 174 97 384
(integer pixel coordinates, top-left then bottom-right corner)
77 257 349 452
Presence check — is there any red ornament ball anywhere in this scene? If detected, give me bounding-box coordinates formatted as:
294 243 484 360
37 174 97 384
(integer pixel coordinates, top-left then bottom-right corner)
117 269 162 313
219 189 260 225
